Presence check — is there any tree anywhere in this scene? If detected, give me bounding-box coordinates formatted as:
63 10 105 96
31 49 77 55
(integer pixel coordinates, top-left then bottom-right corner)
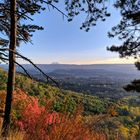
0 0 111 137
107 0 140 92
0 0 54 136
1 0 17 136
65 0 110 31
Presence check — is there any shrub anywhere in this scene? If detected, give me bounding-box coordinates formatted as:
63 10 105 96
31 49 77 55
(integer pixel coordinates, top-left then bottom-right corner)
15 99 63 140
15 100 107 140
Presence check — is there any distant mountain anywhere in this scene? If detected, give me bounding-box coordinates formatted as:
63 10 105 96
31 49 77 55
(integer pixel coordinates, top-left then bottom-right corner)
1 64 140 98
3 63 139 73
49 68 139 79
1 63 140 80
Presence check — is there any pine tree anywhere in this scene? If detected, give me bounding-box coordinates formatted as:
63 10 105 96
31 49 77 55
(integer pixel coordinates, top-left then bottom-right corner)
0 0 111 137
107 0 140 92
1 0 17 136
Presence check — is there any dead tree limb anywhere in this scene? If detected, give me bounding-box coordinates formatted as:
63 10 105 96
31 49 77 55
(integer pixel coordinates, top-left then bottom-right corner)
0 48 59 87
0 56 32 79
43 0 68 18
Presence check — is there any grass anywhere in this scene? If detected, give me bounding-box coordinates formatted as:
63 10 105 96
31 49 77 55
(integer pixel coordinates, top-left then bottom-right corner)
0 121 23 140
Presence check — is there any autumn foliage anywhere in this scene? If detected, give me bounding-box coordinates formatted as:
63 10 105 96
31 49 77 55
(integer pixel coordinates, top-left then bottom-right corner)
13 98 107 140
1 70 140 140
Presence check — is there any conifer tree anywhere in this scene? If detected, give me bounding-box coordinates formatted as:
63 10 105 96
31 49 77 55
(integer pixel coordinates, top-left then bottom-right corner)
1 0 17 136
107 0 140 92
0 0 111 136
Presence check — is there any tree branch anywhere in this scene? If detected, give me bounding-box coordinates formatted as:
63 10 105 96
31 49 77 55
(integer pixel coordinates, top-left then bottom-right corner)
0 56 32 79
0 48 59 87
43 1 68 18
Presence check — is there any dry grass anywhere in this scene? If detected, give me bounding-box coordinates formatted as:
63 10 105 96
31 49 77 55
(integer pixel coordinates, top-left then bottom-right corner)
46 114 107 140
0 122 24 140
0 131 24 140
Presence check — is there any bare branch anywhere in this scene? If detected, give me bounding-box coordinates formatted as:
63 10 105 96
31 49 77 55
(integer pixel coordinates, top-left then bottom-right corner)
0 56 32 79
43 1 68 18
0 48 59 87
15 62 32 79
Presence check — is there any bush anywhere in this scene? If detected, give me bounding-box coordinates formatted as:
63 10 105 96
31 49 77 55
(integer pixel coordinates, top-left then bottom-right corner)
14 99 107 140
15 99 63 140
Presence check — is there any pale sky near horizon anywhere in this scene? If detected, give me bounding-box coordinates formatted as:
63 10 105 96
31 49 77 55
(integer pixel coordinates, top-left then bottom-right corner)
17 2 135 64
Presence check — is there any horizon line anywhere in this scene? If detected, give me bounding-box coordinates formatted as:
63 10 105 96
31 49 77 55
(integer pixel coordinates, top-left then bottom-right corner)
0 63 135 65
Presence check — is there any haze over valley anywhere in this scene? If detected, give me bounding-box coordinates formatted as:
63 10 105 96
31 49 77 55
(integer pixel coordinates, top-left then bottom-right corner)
2 64 140 99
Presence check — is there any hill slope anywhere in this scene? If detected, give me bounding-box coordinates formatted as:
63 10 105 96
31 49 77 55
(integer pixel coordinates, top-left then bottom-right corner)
1 68 140 139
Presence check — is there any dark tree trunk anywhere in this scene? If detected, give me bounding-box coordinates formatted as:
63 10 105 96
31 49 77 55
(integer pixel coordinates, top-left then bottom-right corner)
1 0 17 137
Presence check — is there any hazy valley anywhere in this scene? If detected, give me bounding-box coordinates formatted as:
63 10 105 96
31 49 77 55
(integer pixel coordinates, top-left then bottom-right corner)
14 64 140 99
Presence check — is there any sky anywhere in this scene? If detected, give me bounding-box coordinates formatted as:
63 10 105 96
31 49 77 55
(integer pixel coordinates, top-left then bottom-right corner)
18 1 135 64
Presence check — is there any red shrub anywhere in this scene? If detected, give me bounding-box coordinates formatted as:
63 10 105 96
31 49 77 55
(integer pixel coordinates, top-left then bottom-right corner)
15 99 63 140
15 99 107 140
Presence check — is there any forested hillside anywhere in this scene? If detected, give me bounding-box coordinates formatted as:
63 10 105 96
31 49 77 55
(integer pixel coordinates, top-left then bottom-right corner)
0 68 140 139
12 64 140 99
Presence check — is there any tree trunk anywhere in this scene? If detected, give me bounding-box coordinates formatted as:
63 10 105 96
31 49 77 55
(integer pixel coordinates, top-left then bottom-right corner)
1 0 17 137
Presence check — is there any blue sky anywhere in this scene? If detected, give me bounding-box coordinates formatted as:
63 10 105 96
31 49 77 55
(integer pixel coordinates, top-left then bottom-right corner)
18 2 134 64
